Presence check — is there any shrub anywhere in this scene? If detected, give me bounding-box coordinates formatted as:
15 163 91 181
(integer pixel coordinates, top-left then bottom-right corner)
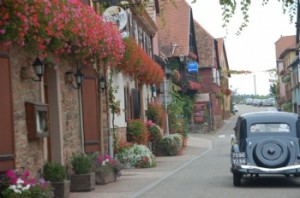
147 121 163 144
127 119 148 145
116 144 156 168
71 153 93 175
159 134 183 156
146 103 166 129
43 162 67 182
114 139 133 154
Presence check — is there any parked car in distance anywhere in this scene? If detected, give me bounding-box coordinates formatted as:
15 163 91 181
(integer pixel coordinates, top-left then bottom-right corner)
245 98 253 105
262 98 275 106
233 105 238 112
231 111 300 187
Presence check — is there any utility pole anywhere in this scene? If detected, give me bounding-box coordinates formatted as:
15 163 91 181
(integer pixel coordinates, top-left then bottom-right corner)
253 74 257 95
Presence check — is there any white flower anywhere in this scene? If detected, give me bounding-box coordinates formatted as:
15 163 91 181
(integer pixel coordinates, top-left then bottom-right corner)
22 184 31 191
16 178 24 184
9 185 16 190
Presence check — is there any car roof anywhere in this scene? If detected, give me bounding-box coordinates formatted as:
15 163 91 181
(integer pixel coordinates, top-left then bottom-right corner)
239 111 299 124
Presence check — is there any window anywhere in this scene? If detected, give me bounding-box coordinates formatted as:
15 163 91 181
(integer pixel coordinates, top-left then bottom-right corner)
250 123 290 133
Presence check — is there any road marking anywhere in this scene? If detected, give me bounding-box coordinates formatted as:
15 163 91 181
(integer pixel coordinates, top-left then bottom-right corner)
219 135 225 138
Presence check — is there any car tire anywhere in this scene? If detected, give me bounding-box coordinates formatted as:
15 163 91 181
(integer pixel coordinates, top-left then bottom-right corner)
233 172 242 187
254 138 289 168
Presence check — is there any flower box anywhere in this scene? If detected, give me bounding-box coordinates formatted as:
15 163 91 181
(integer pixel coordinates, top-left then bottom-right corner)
95 170 117 185
51 180 70 198
70 172 95 192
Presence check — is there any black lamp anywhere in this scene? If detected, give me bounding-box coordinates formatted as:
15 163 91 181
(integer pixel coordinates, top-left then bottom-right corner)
73 68 84 89
32 57 44 82
98 75 107 93
65 68 84 89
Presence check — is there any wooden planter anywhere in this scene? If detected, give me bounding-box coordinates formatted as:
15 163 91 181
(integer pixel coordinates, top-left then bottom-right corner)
70 172 95 192
51 180 70 198
95 170 117 185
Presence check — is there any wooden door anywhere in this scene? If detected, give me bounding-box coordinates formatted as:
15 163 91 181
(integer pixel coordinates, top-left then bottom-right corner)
0 47 15 172
81 67 100 153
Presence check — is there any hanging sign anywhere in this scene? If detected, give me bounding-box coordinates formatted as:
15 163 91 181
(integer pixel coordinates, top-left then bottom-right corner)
187 62 198 73
103 6 128 31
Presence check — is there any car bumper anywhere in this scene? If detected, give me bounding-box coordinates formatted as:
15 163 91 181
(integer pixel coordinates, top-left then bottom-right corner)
231 164 300 174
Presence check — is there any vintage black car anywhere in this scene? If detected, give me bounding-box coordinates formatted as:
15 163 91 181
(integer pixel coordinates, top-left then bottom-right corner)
231 111 300 186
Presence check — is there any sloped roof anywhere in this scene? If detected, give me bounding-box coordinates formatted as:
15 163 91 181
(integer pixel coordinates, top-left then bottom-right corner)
275 35 296 60
157 0 191 57
193 20 214 67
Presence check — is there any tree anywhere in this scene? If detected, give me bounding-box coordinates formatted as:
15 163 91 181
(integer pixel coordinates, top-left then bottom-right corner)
216 0 297 34
269 83 278 98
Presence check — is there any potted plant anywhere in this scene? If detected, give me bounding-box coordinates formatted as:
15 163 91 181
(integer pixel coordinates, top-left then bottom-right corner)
92 153 122 185
70 153 95 192
43 161 70 198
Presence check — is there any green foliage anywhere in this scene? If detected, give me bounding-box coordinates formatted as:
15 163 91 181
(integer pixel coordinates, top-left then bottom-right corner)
217 0 296 35
127 119 148 145
43 162 67 182
116 144 156 168
168 92 192 140
282 102 293 112
146 103 166 129
71 153 93 175
159 134 183 156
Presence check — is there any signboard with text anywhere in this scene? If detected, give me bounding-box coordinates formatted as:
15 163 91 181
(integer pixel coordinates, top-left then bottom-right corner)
187 62 198 73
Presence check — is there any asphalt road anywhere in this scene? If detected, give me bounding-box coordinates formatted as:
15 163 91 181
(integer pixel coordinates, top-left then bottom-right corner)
139 105 300 198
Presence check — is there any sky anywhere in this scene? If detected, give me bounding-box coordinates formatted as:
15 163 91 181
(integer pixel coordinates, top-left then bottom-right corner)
188 0 296 96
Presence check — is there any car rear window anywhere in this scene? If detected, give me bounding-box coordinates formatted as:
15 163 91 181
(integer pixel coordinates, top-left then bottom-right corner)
250 123 290 133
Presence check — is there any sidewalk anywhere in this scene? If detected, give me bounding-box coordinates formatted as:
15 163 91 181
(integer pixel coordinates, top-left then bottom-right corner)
70 133 212 198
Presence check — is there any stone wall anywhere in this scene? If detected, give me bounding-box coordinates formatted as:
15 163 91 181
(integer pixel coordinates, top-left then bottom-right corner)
10 47 45 175
9 46 82 175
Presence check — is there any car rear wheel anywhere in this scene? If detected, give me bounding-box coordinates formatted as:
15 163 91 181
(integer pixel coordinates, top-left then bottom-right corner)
233 172 242 186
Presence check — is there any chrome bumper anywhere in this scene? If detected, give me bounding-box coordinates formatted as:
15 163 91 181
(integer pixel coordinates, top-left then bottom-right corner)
233 164 300 173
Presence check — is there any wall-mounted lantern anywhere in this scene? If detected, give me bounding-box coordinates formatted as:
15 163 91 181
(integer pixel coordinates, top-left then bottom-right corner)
32 57 45 82
65 68 84 89
98 75 107 93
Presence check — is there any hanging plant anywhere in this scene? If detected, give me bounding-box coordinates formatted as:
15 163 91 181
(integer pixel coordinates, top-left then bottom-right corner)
216 92 224 99
223 88 232 96
0 0 124 66
117 37 164 85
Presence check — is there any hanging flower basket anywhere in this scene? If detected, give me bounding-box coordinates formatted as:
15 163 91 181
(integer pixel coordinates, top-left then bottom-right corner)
117 37 164 85
0 0 124 66
223 88 232 96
